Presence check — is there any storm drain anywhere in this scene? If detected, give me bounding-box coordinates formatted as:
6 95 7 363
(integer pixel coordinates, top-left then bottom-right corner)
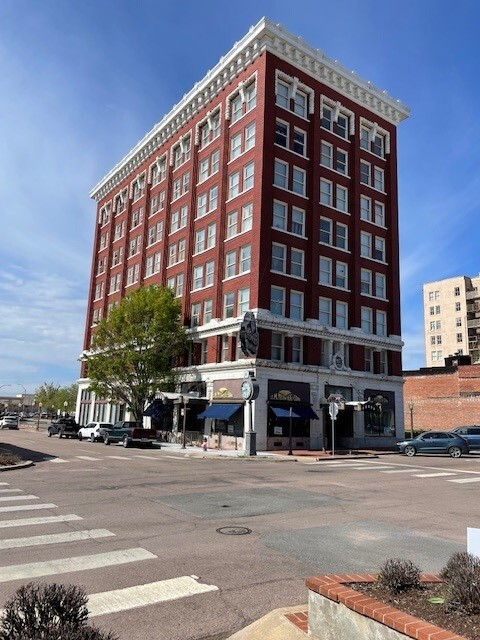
216 526 252 536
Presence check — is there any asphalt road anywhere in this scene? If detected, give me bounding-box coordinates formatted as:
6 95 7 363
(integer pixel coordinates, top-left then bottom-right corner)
1 429 479 640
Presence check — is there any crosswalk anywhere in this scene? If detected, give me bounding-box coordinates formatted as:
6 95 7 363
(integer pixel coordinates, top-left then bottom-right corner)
0 481 218 622
311 459 480 484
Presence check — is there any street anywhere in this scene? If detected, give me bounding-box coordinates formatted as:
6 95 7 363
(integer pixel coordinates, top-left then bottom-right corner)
0 429 479 639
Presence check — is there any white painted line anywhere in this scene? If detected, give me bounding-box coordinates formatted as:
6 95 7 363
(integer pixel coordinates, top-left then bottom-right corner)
380 469 423 473
0 514 82 529
448 477 480 484
0 489 22 494
0 503 57 513
134 455 160 460
0 548 156 583
350 466 394 471
413 472 457 478
107 456 132 460
0 483 9 486
50 458 69 463
88 575 219 617
76 456 102 461
0 529 115 550
159 456 191 461
314 461 359 466
0 494 39 502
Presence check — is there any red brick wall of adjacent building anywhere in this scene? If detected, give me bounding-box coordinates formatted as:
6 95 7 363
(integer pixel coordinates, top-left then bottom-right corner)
404 364 480 431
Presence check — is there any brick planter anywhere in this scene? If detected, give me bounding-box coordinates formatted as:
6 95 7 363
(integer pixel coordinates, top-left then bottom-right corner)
305 574 467 640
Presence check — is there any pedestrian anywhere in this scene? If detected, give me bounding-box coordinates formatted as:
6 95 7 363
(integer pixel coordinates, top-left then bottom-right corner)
202 437 208 452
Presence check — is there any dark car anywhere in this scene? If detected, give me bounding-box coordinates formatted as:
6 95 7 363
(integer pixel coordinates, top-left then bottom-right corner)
397 431 469 458
47 417 79 439
450 426 480 451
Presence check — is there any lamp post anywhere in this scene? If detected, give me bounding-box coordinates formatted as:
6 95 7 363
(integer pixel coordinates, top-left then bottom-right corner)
288 406 293 455
64 401 68 417
37 402 42 431
409 400 414 438
179 395 188 449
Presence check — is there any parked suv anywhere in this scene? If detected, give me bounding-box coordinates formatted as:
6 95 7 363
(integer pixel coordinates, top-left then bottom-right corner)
78 422 113 442
450 426 480 451
47 417 79 439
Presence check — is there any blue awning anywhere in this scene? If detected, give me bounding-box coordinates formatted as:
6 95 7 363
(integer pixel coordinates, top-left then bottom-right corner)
198 404 243 420
270 403 319 420
143 400 168 419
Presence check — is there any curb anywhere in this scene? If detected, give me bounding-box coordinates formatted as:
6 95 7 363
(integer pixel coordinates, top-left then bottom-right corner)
0 460 35 472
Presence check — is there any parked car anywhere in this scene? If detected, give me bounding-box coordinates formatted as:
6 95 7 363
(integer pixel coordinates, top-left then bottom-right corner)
47 417 79 439
0 415 19 429
103 421 159 448
397 431 469 458
450 426 480 451
78 422 113 442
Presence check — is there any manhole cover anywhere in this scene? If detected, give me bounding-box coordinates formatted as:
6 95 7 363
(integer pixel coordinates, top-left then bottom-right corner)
216 526 252 536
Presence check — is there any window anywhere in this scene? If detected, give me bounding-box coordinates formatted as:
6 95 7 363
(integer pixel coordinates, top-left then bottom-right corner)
198 149 220 183
271 333 284 361
360 196 371 221
275 120 288 147
336 149 347 175
273 201 287 230
240 245 251 273
293 129 306 156
335 224 347 250
275 74 311 119
99 233 108 250
274 159 288 189
335 262 347 289
375 273 386 299
379 350 388 375
227 203 253 237
360 161 370 185
145 252 161 277
230 133 242 160
320 142 332 168
132 175 145 201
374 167 384 191
170 205 188 233
360 232 372 258
126 264 140 286
193 261 214 291
454 286 460 296
321 103 350 139
290 291 304 320
456 317 462 327
191 303 201 327
374 202 385 226
272 244 286 273
336 301 348 329
129 235 142 258
435 305 440 314
229 80 256 123
292 167 306 196
238 288 250 315
92 307 102 324
273 201 305 236
224 292 235 318
147 221 163 246
374 237 386 262
320 179 332 206
131 207 144 229
150 195 159 216
291 207 305 236
336 185 348 212
243 162 254 190
365 347 373 372
319 297 332 325
94 282 104 300
376 310 387 336
97 257 106 275
114 191 126 215
291 248 304 278
294 91 307 118
319 257 332 285
173 136 191 169
455 302 461 311
276 81 289 109
321 143 347 174
245 122 256 150
109 273 122 294
361 269 372 295
204 299 213 323
199 112 221 148
270 287 285 315
361 307 373 333
457 333 463 343
111 247 123 267
291 336 302 364
168 238 186 266
225 251 236 278
197 186 218 217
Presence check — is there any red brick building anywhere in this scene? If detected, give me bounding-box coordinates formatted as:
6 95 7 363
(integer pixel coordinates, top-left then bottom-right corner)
77 18 409 450
404 356 480 432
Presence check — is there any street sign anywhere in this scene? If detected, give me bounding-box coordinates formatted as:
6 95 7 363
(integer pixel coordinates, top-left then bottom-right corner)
329 402 339 420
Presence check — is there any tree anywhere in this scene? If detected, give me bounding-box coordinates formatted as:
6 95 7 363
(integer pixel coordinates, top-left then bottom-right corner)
34 383 78 415
85 285 188 423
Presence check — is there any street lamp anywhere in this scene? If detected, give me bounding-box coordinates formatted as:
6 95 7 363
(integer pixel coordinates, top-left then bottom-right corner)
64 401 68 416
409 400 414 438
288 406 293 455
179 395 188 449
37 402 42 431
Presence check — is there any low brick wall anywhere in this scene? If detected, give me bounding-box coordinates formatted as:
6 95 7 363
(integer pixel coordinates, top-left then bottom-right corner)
305 574 467 640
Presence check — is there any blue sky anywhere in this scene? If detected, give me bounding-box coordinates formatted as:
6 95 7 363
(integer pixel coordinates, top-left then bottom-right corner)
1 0 479 394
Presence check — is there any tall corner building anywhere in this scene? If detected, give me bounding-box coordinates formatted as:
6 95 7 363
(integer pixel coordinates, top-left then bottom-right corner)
78 18 410 450
423 275 480 367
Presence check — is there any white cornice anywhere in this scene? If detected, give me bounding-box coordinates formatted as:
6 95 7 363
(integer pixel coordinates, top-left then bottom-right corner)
90 17 410 202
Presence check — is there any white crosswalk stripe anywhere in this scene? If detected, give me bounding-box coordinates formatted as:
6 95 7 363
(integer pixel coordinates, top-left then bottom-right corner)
0 514 82 529
380 468 423 473
49 458 68 463
448 477 480 484
0 548 156 583
76 456 102 461
107 456 132 460
413 472 457 478
88 575 218 617
0 488 22 493
0 494 38 502
0 503 57 513
0 483 9 486
0 529 115 550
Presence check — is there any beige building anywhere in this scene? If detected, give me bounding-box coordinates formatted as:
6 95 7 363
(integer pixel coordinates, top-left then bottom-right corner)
423 275 480 367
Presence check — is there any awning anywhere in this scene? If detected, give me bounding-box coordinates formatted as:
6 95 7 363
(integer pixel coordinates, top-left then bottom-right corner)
198 404 243 420
143 400 168 419
269 403 319 420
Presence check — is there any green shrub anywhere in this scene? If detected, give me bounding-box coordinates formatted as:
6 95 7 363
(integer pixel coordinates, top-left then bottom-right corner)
440 551 480 614
0 582 118 640
377 558 421 593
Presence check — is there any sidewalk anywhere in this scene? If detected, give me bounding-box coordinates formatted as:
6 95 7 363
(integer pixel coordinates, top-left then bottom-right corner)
227 605 309 639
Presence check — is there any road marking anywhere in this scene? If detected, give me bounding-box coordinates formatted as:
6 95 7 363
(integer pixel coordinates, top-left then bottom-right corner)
0 483 10 486
0 548 156 583
448 477 480 484
0 503 57 513
76 456 102 461
0 494 39 502
134 455 160 460
0 529 115 550
0 489 22 493
88 575 219 617
413 472 457 478
315 461 363 466
107 456 132 460
0 514 82 529
380 469 423 473
350 466 394 471
159 455 191 461
50 458 69 463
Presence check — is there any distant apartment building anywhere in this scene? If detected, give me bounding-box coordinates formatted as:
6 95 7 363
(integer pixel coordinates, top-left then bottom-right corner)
423 275 480 367
78 18 409 450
